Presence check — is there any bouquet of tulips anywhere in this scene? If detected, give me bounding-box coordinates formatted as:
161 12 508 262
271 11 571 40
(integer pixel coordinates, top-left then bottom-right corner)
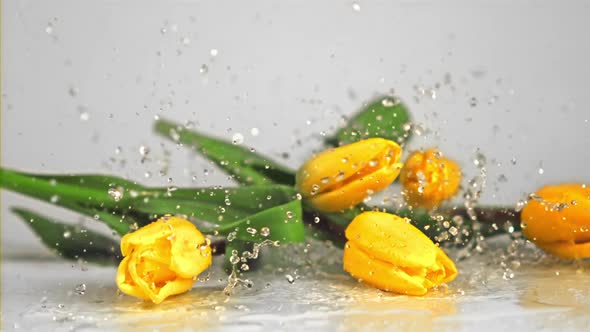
2 96 588 304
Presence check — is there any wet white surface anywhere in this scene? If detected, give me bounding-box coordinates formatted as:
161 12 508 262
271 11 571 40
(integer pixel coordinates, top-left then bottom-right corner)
3 240 590 331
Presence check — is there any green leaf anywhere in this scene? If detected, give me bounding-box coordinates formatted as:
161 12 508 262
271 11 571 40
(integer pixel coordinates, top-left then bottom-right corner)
327 96 412 146
214 200 305 243
127 185 298 227
154 118 295 186
12 207 121 265
0 168 141 235
15 172 145 191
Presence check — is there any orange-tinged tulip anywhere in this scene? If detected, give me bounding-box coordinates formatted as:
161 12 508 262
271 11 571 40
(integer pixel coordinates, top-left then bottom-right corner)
400 148 461 209
521 183 590 259
296 138 403 212
343 211 458 295
116 216 212 303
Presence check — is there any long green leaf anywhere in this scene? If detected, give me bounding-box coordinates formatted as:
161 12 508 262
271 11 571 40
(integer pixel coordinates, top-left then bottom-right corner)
12 208 121 265
326 96 412 146
154 118 295 186
216 200 305 243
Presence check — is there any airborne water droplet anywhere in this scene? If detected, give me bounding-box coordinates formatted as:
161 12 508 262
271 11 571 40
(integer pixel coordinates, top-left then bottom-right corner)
232 133 244 145
79 109 90 121
74 283 86 295
260 227 270 237
352 2 361 12
200 64 209 74
108 187 124 201
285 274 295 284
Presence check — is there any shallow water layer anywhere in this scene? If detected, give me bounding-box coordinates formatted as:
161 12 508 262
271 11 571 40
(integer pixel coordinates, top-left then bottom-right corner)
2 238 590 331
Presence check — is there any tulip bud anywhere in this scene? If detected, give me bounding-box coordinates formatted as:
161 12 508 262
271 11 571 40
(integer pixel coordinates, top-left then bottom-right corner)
116 216 212 303
521 183 590 259
296 138 403 212
400 148 461 209
343 212 458 295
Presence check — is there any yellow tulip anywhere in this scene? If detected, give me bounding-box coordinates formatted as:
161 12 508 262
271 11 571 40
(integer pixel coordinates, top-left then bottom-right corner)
116 216 212 304
400 148 461 209
343 211 458 295
521 183 590 259
296 138 403 212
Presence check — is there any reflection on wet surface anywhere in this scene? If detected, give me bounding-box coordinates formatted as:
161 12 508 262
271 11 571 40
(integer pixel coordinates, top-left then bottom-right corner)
3 238 590 331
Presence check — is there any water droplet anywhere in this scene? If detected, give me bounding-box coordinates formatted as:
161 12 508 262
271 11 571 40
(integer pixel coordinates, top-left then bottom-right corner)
341 157 348 163
200 64 209 74
79 109 90 121
139 145 150 156
108 187 124 201
381 97 397 107
68 87 79 97
210 49 219 57
74 283 86 295
320 177 330 184
229 254 240 265
469 97 478 107
473 153 487 167
313 216 320 224
285 274 295 284
240 263 250 271
246 227 257 235
369 159 379 167
181 36 191 45
63 230 72 239
250 127 259 136
352 2 361 11
227 232 237 242
50 195 60 203
260 227 270 237
538 167 544 175
286 211 294 219
232 133 244 145
515 199 527 212
510 157 517 165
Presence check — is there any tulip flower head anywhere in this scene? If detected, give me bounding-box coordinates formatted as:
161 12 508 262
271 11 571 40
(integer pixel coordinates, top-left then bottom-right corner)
343 212 458 295
521 183 590 260
296 138 403 212
116 216 212 303
400 148 461 209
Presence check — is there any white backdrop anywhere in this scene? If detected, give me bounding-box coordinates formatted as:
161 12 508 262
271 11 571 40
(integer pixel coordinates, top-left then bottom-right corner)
3 0 590 255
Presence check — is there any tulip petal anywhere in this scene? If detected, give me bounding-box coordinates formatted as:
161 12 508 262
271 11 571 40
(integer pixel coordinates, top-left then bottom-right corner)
116 256 150 300
343 241 429 295
400 148 462 209
297 138 401 197
435 247 459 283
148 278 195 304
535 240 590 260
166 218 212 278
345 212 439 270
522 184 590 245
310 162 402 212
120 219 174 256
